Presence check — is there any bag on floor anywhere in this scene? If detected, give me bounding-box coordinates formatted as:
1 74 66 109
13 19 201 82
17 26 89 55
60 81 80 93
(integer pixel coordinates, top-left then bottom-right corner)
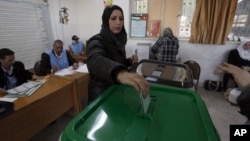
204 80 222 92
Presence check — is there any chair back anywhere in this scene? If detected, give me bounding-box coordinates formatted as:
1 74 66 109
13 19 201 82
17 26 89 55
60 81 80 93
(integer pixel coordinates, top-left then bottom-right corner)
34 60 43 76
184 60 201 91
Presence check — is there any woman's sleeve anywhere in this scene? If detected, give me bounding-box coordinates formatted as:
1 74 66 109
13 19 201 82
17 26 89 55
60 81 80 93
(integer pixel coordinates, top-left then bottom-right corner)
86 39 127 83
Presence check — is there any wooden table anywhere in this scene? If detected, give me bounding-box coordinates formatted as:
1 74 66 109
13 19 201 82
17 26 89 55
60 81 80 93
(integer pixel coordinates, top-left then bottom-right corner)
0 77 74 141
50 72 89 115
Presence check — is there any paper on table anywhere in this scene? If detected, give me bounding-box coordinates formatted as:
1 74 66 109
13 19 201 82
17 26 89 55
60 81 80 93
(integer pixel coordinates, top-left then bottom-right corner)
25 80 46 96
75 64 89 73
55 68 76 76
23 82 38 89
6 79 46 97
7 79 45 95
8 85 26 93
55 63 89 76
139 90 151 114
0 97 17 102
7 85 30 95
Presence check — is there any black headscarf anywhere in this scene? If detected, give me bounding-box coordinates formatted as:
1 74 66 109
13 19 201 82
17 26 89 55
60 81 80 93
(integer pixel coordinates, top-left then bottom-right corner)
100 5 127 49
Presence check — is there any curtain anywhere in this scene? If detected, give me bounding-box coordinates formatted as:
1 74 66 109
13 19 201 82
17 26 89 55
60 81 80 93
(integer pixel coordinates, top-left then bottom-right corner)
189 0 237 44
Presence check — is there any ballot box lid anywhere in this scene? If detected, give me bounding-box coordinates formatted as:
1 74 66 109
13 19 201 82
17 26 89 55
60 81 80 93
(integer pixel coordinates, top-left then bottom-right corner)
60 84 220 141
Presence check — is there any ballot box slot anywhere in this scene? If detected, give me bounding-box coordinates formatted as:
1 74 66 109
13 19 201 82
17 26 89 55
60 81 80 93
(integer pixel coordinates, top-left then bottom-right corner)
123 96 156 141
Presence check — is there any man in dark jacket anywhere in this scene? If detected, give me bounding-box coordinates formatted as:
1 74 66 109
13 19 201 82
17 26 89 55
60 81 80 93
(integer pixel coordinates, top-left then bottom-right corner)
0 48 34 94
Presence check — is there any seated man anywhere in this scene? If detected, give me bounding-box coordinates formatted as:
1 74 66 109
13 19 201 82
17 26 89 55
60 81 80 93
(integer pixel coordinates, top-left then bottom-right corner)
0 48 36 94
40 40 78 75
68 35 86 62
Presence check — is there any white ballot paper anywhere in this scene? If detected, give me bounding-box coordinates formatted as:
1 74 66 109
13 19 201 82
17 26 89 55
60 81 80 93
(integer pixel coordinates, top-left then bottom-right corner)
55 63 89 76
139 90 151 114
6 79 46 97
75 63 89 73
55 68 76 76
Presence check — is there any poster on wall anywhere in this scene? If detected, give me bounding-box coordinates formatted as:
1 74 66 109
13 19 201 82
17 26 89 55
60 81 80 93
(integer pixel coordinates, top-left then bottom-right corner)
149 20 161 37
130 14 148 38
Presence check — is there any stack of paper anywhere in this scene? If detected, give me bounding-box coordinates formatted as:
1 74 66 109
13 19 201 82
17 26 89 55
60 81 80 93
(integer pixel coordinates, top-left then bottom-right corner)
55 68 76 76
75 64 89 73
6 79 46 98
54 63 89 76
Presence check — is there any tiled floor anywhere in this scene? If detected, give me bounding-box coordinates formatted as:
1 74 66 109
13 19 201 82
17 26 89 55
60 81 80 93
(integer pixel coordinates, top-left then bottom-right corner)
29 86 247 141
198 87 246 141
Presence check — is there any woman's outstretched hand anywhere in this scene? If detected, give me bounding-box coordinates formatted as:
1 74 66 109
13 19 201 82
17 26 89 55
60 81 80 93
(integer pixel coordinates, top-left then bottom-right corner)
117 71 149 98
214 62 250 91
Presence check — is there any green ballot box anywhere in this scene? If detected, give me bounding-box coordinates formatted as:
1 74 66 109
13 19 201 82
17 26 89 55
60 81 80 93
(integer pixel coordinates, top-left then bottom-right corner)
60 84 220 141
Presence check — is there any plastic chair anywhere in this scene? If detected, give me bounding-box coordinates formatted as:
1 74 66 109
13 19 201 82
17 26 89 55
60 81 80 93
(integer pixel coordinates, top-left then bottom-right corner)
34 60 43 76
184 60 201 92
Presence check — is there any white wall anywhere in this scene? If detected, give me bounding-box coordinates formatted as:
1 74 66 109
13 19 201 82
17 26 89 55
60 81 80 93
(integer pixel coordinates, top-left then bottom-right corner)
48 0 129 46
77 0 103 41
48 0 240 85
178 41 239 84
77 0 130 42
48 0 81 49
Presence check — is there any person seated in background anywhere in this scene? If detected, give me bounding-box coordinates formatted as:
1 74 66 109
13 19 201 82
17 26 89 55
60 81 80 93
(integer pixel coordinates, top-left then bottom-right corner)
214 62 250 124
0 48 38 94
223 41 250 91
40 39 78 75
69 35 86 62
151 27 179 62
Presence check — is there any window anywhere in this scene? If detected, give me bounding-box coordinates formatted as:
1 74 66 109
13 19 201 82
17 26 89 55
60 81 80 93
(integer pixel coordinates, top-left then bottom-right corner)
230 0 250 41
0 0 52 68
179 0 196 37
136 0 148 13
130 0 196 38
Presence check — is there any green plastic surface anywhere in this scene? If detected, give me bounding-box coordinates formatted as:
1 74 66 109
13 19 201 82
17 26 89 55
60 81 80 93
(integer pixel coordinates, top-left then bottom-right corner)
60 84 220 141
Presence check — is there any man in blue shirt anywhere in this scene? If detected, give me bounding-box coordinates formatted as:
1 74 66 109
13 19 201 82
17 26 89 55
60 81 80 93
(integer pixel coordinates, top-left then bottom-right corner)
40 40 78 75
69 35 86 62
